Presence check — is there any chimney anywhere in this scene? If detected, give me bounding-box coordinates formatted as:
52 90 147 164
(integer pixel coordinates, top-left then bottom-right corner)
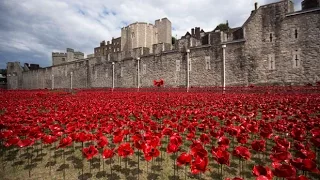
255 2 258 10
195 27 200 39
191 28 195 36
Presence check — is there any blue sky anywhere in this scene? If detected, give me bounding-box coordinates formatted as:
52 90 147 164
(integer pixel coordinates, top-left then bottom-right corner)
0 0 301 69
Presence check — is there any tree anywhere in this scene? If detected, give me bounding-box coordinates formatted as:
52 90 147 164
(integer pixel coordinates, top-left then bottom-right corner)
172 36 177 45
214 23 230 32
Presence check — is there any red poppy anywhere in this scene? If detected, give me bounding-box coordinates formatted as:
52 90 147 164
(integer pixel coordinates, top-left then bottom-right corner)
227 126 240 137
190 156 208 174
117 143 134 157
162 128 173 136
167 143 179 154
212 147 230 166
169 133 182 146
97 135 108 148
259 126 273 139
310 136 320 148
251 139 266 152
113 134 124 144
236 133 248 144
290 158 319 173
274 136 290 150
233 146 251 160
82 145 98 160
102 149 114 159
311 128 320 137
218 136 230 149
18 138 35 148
42 135 57 144
186 132 195 141
4 136 20 147
290 127 306 141
272 162 296 178
190 140 208 158
0 130 13 139
133 140 144 150
295 149 316 160
252 165 273 180
177 152 192 166
58 136 73 148
143 144 160 161
200 133 210 144
270 151 291 162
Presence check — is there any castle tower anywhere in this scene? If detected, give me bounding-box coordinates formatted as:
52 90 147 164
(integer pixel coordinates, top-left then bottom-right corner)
66 48 74 62
155 18 172 44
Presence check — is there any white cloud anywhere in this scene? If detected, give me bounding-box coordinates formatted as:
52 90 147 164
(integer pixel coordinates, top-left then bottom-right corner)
0 0 302 68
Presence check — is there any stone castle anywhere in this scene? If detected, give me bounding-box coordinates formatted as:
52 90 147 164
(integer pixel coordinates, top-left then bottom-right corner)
6 0 320 89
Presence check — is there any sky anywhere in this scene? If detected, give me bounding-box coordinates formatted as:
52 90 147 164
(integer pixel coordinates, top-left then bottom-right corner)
0 0 302 69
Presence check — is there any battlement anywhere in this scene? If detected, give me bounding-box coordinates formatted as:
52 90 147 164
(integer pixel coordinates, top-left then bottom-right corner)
74 51 84 55
155 17 170 23
66 48 74 52
52 52 67 57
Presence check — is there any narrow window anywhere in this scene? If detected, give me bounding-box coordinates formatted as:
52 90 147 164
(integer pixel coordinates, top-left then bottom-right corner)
120 66 124 77
269 33 273 42
292 50 301 68
176 60 181 71
142 64 147 75
268 54 275 70
205 56 211 70
294 29 298 39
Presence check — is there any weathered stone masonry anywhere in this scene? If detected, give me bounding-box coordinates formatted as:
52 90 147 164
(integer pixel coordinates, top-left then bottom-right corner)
7 1 320 89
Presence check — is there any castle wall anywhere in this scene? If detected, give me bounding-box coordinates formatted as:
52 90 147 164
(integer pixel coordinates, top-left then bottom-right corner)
6 62 23 89
242 0 320 85
7 1 320 90
188 46 222 87
52 53 67 66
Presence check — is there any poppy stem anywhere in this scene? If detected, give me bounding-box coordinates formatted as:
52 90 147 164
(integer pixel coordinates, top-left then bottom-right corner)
173 153 176 179
220 164 223 180
89 158 91 173
63 148 65 180
125 157 127 169
185 165 187 180
110 157 112 175
49 145 51 176
138 150 140 180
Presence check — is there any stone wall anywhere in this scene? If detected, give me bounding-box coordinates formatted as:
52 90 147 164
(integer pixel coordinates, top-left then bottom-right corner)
6 1 320 90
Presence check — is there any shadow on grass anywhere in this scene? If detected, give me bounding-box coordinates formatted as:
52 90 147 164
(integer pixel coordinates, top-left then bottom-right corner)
95 170 107 178
148 172 160 180
78 172 93 180
56 163 69 171
45 161 56 167
12 160 25 166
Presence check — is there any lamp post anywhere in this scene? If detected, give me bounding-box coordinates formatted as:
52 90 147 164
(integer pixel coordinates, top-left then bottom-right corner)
51 74 54 90
70 72 73 90
112 62 115 91
137 57 140 91
222 44 226 92
186 49 190 92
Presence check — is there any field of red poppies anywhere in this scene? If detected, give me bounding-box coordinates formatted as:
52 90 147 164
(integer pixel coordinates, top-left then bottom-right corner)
0 87 319 180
